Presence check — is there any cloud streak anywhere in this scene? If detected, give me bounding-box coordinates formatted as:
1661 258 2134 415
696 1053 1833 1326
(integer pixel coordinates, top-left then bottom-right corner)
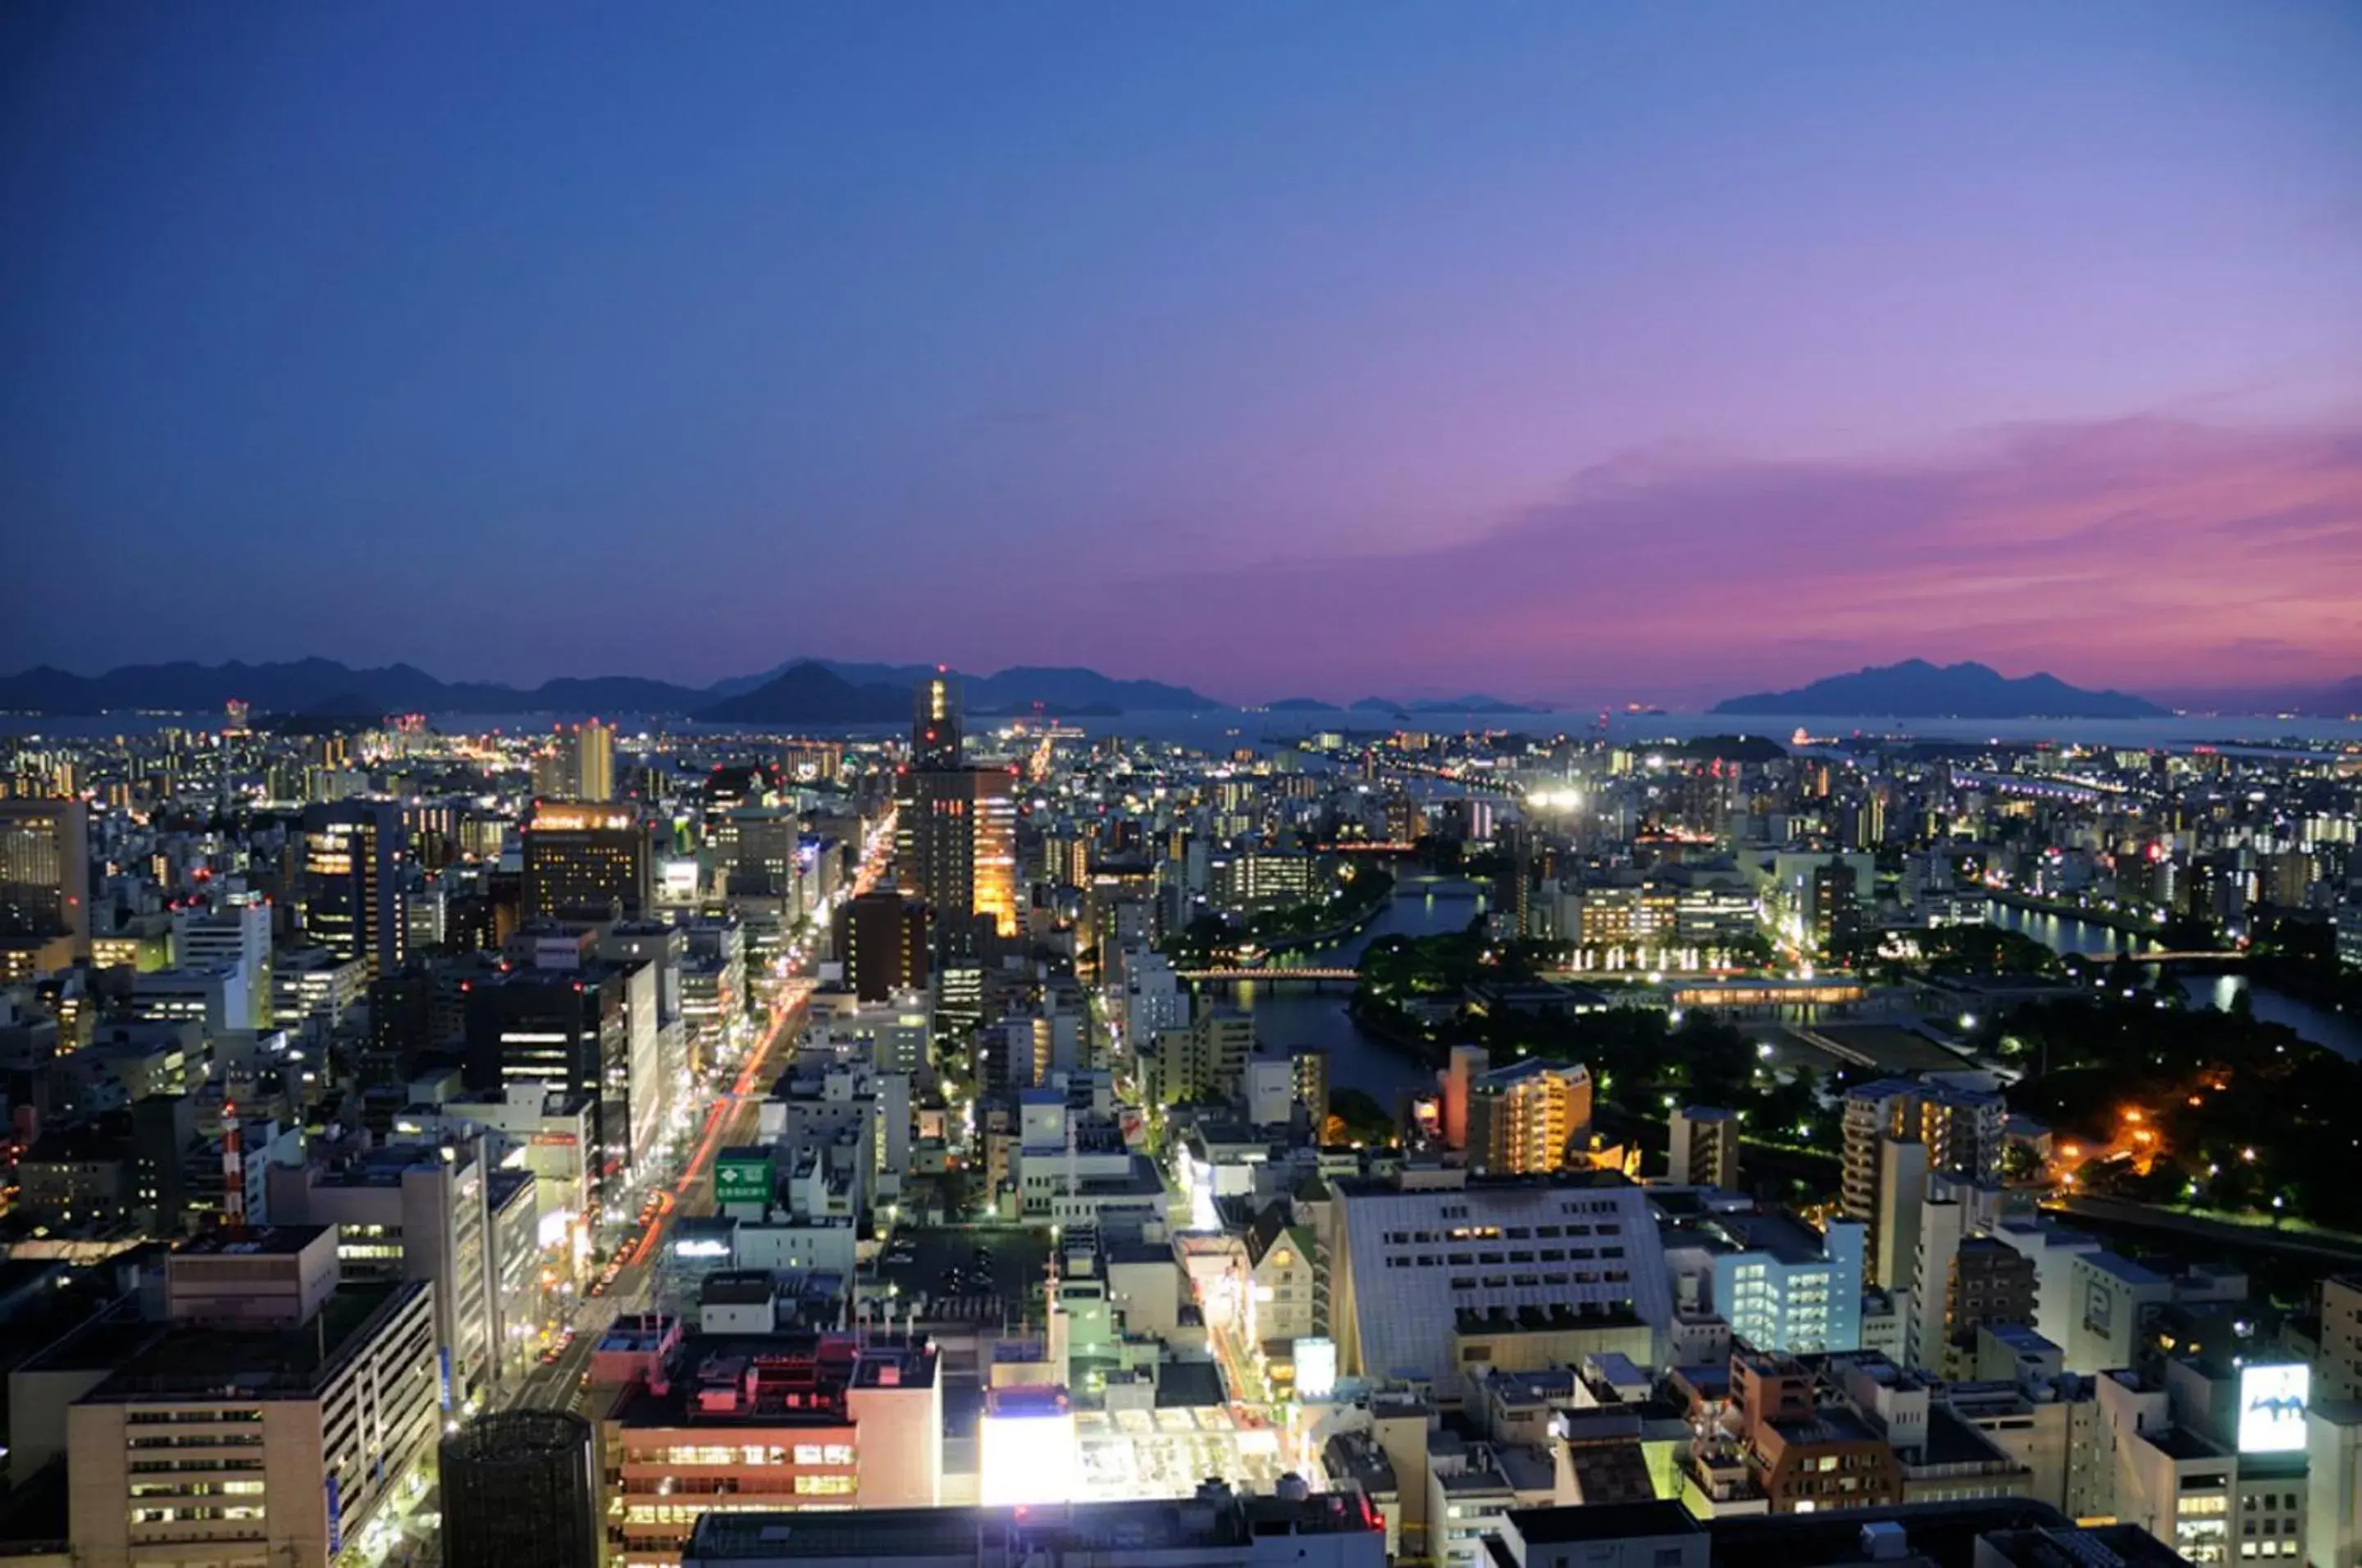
1087 415 2362 702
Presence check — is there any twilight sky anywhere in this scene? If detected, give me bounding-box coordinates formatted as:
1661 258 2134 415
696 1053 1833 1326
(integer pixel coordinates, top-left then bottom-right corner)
2 2 2358 705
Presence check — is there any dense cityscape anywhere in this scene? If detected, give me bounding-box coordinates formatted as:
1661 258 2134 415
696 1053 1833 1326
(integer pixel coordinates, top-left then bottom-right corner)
0 674 2357 1568
7 5 2360 1568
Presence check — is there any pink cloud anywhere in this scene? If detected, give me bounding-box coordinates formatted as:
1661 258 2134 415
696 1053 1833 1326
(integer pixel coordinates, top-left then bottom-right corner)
1084 415 2362 702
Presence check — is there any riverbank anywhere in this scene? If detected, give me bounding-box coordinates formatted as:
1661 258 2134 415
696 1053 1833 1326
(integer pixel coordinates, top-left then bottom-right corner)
1983 887 2167 945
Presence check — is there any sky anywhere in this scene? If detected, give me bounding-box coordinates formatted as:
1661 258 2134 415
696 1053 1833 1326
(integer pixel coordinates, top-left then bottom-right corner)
2 2 2358 706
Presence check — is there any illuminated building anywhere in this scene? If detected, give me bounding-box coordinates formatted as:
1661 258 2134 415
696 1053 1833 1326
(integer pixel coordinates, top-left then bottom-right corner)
523 800 653 923
0 796 89 968
464 969 636 1208
171 891 273 1029
60 1232 440 1568
1464 1060 1592 1175
1840 1078 2004 1290
562 718 617 802
298 800 406 980
898 767 1017 939
1206 850 1314 914
1811 855 1861 953
912 672 963 769
595 1332 941 1568
1662 1213 1865 1355
1325 1170 1671 1400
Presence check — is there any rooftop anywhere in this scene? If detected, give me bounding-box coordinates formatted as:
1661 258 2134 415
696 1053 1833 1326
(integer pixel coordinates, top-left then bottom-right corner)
82 1282 417 1401
1508 1500 1701 1544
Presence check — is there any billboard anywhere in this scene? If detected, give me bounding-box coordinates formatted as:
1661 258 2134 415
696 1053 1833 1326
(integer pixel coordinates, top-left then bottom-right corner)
1296 1337 1338 1402
978 1398 1079 1506
2237 1363 2309 1454
715 1154 774 1207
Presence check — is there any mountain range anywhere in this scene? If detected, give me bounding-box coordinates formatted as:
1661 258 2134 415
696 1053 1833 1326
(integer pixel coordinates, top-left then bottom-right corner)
0 657 1224 722
1712 660 2169 719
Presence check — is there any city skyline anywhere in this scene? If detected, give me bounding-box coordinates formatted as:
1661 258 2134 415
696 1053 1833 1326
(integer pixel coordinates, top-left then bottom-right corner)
4 3 2358 698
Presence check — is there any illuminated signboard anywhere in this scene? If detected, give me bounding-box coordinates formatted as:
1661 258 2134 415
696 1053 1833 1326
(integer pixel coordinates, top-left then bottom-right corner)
978 1397 1079 1506
2237 1363 2309 1453
674 1238 732 1260
1296 1337 1338 1402
715 1155 773 1207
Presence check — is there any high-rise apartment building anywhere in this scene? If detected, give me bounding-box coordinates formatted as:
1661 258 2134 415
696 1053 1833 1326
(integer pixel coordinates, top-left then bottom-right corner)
1464 1060 1593 1175
0 796 90 967
171 891 274 1030
1841 1078 2005 1290
522 801 652 923
298 800 406 981
1668 1105 1742 1188
567 718 615 801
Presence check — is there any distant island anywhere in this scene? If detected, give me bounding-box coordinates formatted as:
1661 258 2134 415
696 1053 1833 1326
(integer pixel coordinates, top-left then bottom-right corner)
1264 697 1342 713
1712 659 2168 719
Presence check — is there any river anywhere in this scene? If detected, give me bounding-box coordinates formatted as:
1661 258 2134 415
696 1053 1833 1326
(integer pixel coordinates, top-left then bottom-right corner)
1209 877 1488 1103
1984 902 2362 1062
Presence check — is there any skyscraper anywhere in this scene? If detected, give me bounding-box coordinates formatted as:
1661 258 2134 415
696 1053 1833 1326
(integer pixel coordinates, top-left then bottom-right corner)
298 800 406 980
912 671 962 769
564 718 615 802
896 675 1017 938
835 891 930 1002
522 801 652 924
0 797 89 963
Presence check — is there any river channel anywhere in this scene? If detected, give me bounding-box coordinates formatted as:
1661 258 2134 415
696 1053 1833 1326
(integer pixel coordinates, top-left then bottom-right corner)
1206 877 1488 1104
1982 903 2362 1062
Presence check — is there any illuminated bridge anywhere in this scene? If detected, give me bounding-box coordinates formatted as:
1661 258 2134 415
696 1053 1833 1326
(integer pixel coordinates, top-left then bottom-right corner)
1176 968 1361 986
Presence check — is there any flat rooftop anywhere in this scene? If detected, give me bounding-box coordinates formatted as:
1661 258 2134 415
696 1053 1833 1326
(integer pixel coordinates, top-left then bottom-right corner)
82 1282 412 1401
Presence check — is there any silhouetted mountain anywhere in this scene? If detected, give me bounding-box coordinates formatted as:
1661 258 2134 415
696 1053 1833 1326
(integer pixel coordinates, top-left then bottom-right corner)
1350 697 1411 716
729 660 1222 713
1712 659 2167 718
693 663 907 725
1265 697 1341 712
0 659 708 717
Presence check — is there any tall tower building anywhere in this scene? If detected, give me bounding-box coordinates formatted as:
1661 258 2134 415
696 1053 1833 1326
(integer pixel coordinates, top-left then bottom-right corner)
564 719 615 802
897 676 1015 938
0 797 90 964
912 671 963 768
298 801 406 980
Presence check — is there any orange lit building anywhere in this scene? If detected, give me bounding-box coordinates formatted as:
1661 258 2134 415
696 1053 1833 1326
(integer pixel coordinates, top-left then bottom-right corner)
595 1326 941 1568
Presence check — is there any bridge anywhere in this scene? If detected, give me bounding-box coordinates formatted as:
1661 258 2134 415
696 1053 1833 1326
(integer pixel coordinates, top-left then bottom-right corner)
1176 968 1361 986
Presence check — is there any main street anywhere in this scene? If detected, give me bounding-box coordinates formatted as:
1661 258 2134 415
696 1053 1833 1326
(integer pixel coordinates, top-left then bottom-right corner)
502 811 895 1416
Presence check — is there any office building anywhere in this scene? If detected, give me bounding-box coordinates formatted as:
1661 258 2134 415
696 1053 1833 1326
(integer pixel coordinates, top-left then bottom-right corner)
1464 1060 1593 1175
1662 1213 1865 1355
442 1409 600 1568
267 1136 500 1404
464 968 633 1209
63 1231 440 1568
523 801 653 923
899 766 1018 940
597 1331 942 1568
1326 1171 1671 1400
1811 857 1861 953
1668 1106 1740 1188
835 892 929 1002
171 891 274 1030
0 796 90 966
298 800 407 980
